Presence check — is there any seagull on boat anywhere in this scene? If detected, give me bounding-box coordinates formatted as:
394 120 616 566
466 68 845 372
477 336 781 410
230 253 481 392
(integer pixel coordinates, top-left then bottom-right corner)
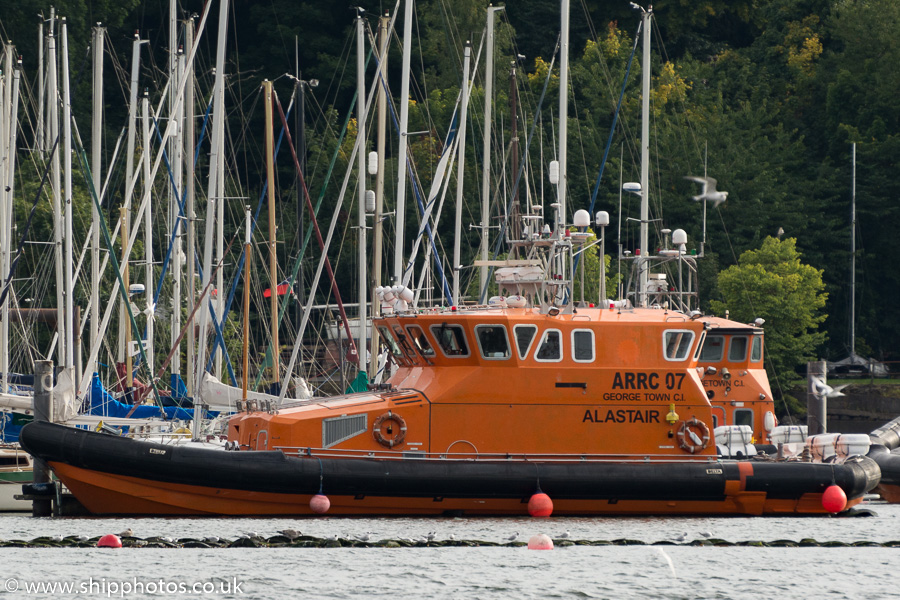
684 176 728 208
119 528 134 538
280 529 300 541
506 532 519 542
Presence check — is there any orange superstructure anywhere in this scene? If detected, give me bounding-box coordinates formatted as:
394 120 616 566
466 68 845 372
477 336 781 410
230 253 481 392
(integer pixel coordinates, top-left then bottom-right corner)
231 306 720 459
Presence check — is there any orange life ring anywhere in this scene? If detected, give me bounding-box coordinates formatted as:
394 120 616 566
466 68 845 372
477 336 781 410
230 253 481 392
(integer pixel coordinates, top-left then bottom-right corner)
373 410 407 448
676 418 711 454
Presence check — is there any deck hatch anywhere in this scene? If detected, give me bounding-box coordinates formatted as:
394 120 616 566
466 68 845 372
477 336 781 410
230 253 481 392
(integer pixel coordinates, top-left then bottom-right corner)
322 414 368 448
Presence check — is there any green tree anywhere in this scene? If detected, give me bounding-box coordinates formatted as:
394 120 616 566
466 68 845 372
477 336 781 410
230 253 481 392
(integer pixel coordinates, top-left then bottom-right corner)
710 237 827 383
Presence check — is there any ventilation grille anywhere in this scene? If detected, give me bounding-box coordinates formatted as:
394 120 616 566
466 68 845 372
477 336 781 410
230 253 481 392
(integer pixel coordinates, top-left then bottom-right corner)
322 414 368 449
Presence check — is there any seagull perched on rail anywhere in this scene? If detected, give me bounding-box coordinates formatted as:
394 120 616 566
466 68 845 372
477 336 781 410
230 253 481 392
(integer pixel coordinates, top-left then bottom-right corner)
684 176 728 208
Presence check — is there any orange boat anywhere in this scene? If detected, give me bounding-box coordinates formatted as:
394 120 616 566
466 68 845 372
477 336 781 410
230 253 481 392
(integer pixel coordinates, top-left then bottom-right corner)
18 239 881 515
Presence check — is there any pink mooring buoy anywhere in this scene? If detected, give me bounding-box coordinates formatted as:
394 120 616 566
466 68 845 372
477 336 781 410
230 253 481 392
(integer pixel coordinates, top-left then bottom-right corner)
822 484 847 513
528 492 553 517
527 534 554 550
97 534 122 548
310 493 331 514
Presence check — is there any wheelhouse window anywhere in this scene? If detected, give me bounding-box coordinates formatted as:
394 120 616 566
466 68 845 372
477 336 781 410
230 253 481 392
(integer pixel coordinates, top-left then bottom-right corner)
393 326 423 364
514 324 538 359
430 324 470 357
475 325 510 360
750 336 763 363
377 325 403 358
406 325 435 357
729 336 749 362
699 335 725 362
734 408 753 427
535 329 562 362
572 330 595 362
663 330 695 361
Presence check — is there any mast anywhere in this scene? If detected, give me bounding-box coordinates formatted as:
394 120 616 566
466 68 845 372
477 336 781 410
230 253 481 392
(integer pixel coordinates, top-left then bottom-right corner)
120 32 144 366
638 7 652 307
453 42 472 305
1 53 20 394
558 0 569 237
62 18 76 379
90 24 104 378
171 43 185 381
393 0 413 283
196 0 229 411
480 5 504 296
48 17 65 366
184 18 196 396
356 12 367 374
850 142 856 357
37 19 44 155
141 91 153 376
509 56 521 243
264 79 279 387
241 205 251 402
121 207 132 399
370 13 389 376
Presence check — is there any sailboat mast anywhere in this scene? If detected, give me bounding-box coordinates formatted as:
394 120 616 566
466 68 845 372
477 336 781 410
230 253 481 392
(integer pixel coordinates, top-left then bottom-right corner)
37 20 44 156
557 0 569 237
48 17 65 366
121 32 144 365
356 12 368 373
264 79 279 387
1 53 19 394
638 7 652 307
184 18 196 397
394 0 413 284
480 6 503 296
90 25 103 377
851 142 856 357
370 13 389 376
61 18 76 378
453 42 472 306
142 91 153 375
196 0 229 404
241 205 251 401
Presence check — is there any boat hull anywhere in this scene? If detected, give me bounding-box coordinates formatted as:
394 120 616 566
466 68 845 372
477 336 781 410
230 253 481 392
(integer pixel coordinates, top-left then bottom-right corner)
20 422 880 516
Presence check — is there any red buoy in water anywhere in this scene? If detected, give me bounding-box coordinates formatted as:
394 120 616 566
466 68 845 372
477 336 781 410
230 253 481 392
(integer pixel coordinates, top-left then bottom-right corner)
527 534 554 550
97 534 122 548
310 493 331 514
822 485 847 513
528 492 553 517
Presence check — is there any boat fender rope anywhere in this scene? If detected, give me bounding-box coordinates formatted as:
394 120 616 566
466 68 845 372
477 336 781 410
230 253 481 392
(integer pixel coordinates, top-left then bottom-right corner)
373 410 407 448
676 418 711 454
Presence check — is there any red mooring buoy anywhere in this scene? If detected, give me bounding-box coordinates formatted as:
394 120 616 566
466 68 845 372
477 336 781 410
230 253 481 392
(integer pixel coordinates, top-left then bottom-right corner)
310 493 331 514
97 534 122 548
527 534 554 550
822 484 847 513
528 492 553 517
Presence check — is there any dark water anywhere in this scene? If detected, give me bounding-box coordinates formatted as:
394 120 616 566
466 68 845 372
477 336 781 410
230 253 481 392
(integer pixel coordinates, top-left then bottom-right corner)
1 503 897 599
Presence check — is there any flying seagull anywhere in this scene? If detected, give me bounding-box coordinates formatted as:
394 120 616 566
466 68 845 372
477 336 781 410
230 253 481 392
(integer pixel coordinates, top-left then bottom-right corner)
811 377 849 398
684 176 728 208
